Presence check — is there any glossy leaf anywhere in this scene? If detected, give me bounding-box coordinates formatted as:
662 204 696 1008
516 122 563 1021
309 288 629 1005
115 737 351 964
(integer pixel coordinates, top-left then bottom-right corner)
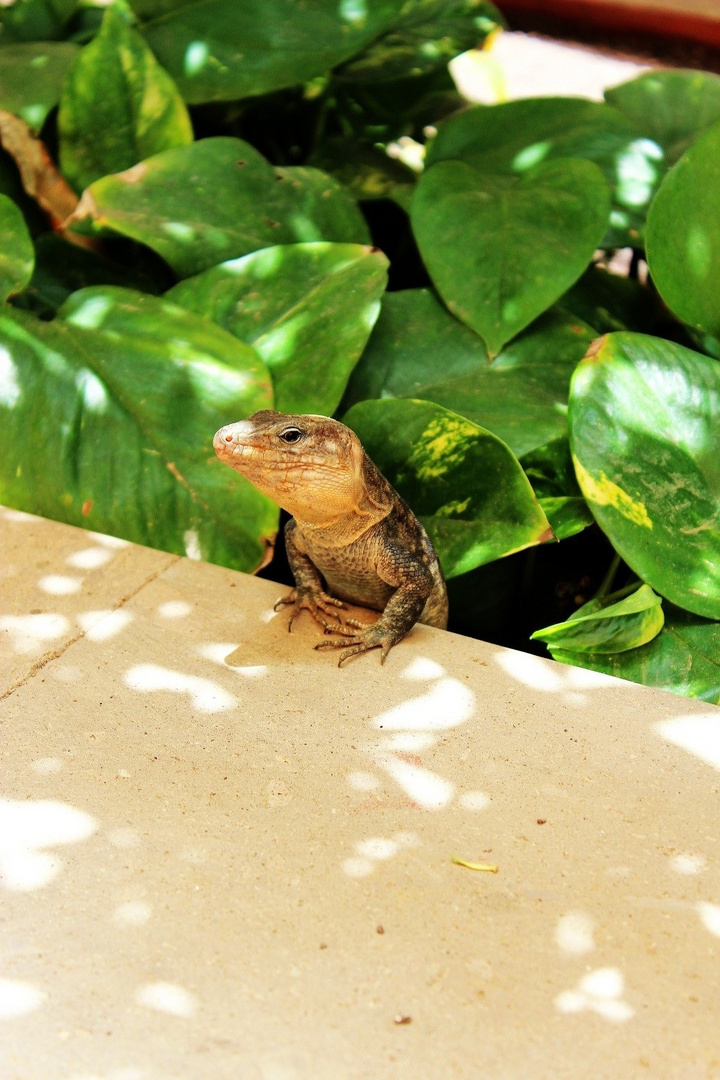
342 398 553 578
411 158 609 354
425 96 663 245
551 606 720 705
68 138 370 277
646 121 720 340
0 191 34 299
606 69 720 165
0 303 277 570
342 289 597 456
532 583 664 654
167 242 388 416
335 0 501 82
58 4 192 192
519 437 594 541
559 263 659 335
15 232 160 318
133 0 404 104
569 332 720 619
0 42 78 131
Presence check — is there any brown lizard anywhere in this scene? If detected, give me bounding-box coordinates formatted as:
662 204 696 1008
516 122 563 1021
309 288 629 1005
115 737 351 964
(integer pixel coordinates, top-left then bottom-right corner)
213 411 448 665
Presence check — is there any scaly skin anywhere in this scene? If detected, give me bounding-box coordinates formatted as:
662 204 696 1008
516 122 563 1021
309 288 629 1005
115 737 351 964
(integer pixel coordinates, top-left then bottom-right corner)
213 410 448 665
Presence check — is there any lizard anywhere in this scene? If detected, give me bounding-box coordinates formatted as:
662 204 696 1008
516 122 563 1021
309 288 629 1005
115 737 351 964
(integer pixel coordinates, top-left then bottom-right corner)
213 411 448 666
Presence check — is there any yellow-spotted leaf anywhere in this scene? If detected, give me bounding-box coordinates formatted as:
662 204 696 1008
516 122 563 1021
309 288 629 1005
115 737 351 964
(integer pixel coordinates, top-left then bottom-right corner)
343 398 552 578
532 583 664 654
550 606 720 704
569 332 720 619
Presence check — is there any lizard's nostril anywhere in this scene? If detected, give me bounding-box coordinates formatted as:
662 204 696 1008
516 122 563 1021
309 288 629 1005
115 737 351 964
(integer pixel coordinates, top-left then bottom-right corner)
225 435 233 442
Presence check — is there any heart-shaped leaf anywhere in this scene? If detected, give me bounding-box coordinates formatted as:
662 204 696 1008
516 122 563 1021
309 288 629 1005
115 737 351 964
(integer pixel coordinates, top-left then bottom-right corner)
425 96 661 246
0 42 79 131
550 606 720 704
411 158 609 355
0 301 277 570
343 398 553 578
569 332 720 619
167 242 388 416
134 0 405 104
0 191 33 300
606 69 720 165
532 583 664 654
68 138 369 277
646 120 720 340
58 3 192 192
343 288 596 455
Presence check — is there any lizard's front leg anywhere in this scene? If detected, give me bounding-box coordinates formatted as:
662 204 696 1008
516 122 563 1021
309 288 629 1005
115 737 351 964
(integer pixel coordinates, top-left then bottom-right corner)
316 553 433 665
276 519 356 636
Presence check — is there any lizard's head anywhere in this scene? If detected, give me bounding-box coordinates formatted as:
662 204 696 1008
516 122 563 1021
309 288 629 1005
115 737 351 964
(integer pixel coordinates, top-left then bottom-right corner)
214 410 367 523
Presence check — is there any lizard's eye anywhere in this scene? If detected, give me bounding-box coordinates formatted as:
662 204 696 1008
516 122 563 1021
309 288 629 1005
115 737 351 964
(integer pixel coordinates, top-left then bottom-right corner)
279 427 303 444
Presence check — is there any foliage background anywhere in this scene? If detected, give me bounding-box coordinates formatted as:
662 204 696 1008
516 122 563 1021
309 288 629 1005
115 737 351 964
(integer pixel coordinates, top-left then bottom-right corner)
0 0 717 701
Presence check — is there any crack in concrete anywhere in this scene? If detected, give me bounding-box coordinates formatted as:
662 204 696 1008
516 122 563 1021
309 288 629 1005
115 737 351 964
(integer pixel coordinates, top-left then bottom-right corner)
0 554 182 702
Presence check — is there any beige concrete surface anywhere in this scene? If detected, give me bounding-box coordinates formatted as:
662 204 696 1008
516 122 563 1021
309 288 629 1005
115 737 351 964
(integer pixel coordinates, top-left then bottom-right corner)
1 508 720 1080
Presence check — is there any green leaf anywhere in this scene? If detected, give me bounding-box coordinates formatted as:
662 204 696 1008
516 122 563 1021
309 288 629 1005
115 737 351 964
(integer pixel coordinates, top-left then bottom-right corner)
606 69 720 165
14 232 160 318
0 0 76 44
550 606 720 704
532 583 664 654
308 138 416 207
519 437 594 541
0 191 33 299
334 0 501 82
167 242 388 416
342 398 553 578
411 158 609 355
58 3 193 192
559 263 659 335
646 121 720 340
132 0 405 105
425 96 663 246
342 288 597 456
0 303 277 570
0 42 78 131
68 137 370 277
569 332 720 620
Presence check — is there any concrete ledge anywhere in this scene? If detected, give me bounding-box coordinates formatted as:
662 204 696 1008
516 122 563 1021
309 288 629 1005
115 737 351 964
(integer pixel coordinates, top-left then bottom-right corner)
1 508 719 1079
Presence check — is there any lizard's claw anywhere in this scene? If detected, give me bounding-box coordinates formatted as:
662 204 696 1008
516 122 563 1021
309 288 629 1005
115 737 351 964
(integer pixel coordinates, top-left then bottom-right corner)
315 624 396 667
275 588 347 634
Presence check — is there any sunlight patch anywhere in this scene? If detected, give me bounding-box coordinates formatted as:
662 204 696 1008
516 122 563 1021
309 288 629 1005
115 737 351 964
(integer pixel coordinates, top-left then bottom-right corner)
0 613 70 654
698 901 720 937
372 677 474 731
77 609 133 642
124 663 237 712
556 911 595 955
0 346 21 407
135 981 196 1017
556 966 634 1022
655 713 720 771
0 978 45 1019
159 601 193 619
0 798 97 891
184 40 210 77
401 656 445 680
67 546 113 570
38 574 82 596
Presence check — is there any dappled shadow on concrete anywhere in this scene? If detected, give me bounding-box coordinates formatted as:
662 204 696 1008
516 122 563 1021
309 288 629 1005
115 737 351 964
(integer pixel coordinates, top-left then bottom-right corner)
1 506 719 1078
